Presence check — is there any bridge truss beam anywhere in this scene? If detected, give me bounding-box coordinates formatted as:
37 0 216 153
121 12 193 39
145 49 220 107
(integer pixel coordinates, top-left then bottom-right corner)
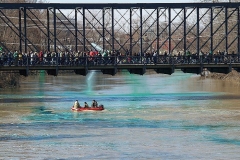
0 3 239 56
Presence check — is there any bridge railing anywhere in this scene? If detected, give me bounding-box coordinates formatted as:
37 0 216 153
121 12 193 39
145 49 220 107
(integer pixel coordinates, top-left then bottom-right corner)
0 54 240 67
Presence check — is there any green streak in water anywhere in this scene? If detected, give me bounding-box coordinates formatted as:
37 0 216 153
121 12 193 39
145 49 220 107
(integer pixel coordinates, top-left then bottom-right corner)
37 71 45 98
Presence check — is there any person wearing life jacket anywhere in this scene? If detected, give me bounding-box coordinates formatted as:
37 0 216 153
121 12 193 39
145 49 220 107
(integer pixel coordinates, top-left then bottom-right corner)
91 100 98 108
84 102 89 108
95 100 98 107
73 100 80 109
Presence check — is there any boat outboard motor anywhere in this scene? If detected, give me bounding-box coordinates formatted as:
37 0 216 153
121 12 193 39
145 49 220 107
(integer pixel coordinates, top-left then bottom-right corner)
99 104 104 109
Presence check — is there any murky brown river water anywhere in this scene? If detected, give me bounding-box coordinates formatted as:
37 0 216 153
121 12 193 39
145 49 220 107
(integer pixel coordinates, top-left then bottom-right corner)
1 70 240 159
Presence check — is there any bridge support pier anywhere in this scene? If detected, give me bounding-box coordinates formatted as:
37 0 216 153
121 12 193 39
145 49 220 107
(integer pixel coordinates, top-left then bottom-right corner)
74 68 88 76
47 69 58 76
19 69 29 77
181 67 202 74
233 67 240 72
207 66 232 74
155 67 174 75
101 67 117 76
128 66 146 75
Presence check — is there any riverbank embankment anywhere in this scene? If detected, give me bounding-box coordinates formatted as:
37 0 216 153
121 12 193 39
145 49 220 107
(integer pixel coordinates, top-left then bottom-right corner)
201 69 240 84
0 71 20 88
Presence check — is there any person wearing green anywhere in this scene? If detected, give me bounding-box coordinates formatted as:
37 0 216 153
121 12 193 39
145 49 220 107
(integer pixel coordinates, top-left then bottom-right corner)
13 50 18 66
186 50 191 64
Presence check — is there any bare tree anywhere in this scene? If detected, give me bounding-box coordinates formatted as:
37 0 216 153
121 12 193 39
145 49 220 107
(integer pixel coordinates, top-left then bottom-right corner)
0 0 48 52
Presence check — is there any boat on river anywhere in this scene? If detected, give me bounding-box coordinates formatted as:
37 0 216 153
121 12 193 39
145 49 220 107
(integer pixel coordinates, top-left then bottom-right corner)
71 105 104 112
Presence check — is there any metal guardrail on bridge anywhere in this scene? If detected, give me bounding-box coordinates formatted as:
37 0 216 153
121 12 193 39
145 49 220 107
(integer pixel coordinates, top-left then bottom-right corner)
0 54 239 76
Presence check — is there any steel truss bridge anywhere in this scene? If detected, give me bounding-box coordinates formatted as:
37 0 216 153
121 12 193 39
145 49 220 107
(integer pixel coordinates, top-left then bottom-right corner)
0 2 240 76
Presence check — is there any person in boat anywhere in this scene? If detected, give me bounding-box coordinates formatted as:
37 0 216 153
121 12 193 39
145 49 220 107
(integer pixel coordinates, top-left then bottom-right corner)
91 100 98 108
95 100 98 107
91 100 95 108
98 104 104 109
73 100 80 109
84 102 89 108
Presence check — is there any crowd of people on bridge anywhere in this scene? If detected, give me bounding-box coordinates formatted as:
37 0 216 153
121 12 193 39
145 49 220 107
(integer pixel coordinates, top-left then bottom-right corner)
0 48 239 66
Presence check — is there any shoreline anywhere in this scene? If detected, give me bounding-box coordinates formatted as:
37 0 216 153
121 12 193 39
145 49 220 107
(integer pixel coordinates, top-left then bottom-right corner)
1 69 240 89
201 69 240 84
0 71 20 89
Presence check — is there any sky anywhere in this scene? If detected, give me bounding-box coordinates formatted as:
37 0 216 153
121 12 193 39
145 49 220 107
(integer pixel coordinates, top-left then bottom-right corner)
48 0 196 3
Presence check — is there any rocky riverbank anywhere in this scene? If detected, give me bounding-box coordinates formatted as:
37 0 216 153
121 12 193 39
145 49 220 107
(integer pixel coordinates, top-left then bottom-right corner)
0 71 20 89
0 70 76 89
201 69 240 84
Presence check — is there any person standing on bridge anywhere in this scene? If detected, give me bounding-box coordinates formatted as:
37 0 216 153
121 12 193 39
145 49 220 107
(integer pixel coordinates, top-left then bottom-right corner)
7 51 13 66
30 51 35 65
153 51 158 64
186 50 191 64
38 51 43 65
0 52 3 66
18 52 23 66
13 50 18 66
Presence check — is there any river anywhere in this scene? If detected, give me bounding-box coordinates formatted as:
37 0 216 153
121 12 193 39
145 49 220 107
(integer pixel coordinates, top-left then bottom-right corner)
0 70 240 159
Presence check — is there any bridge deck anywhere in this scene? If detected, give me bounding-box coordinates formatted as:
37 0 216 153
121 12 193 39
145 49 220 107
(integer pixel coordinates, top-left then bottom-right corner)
0 63 235 71
0 55 238 76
